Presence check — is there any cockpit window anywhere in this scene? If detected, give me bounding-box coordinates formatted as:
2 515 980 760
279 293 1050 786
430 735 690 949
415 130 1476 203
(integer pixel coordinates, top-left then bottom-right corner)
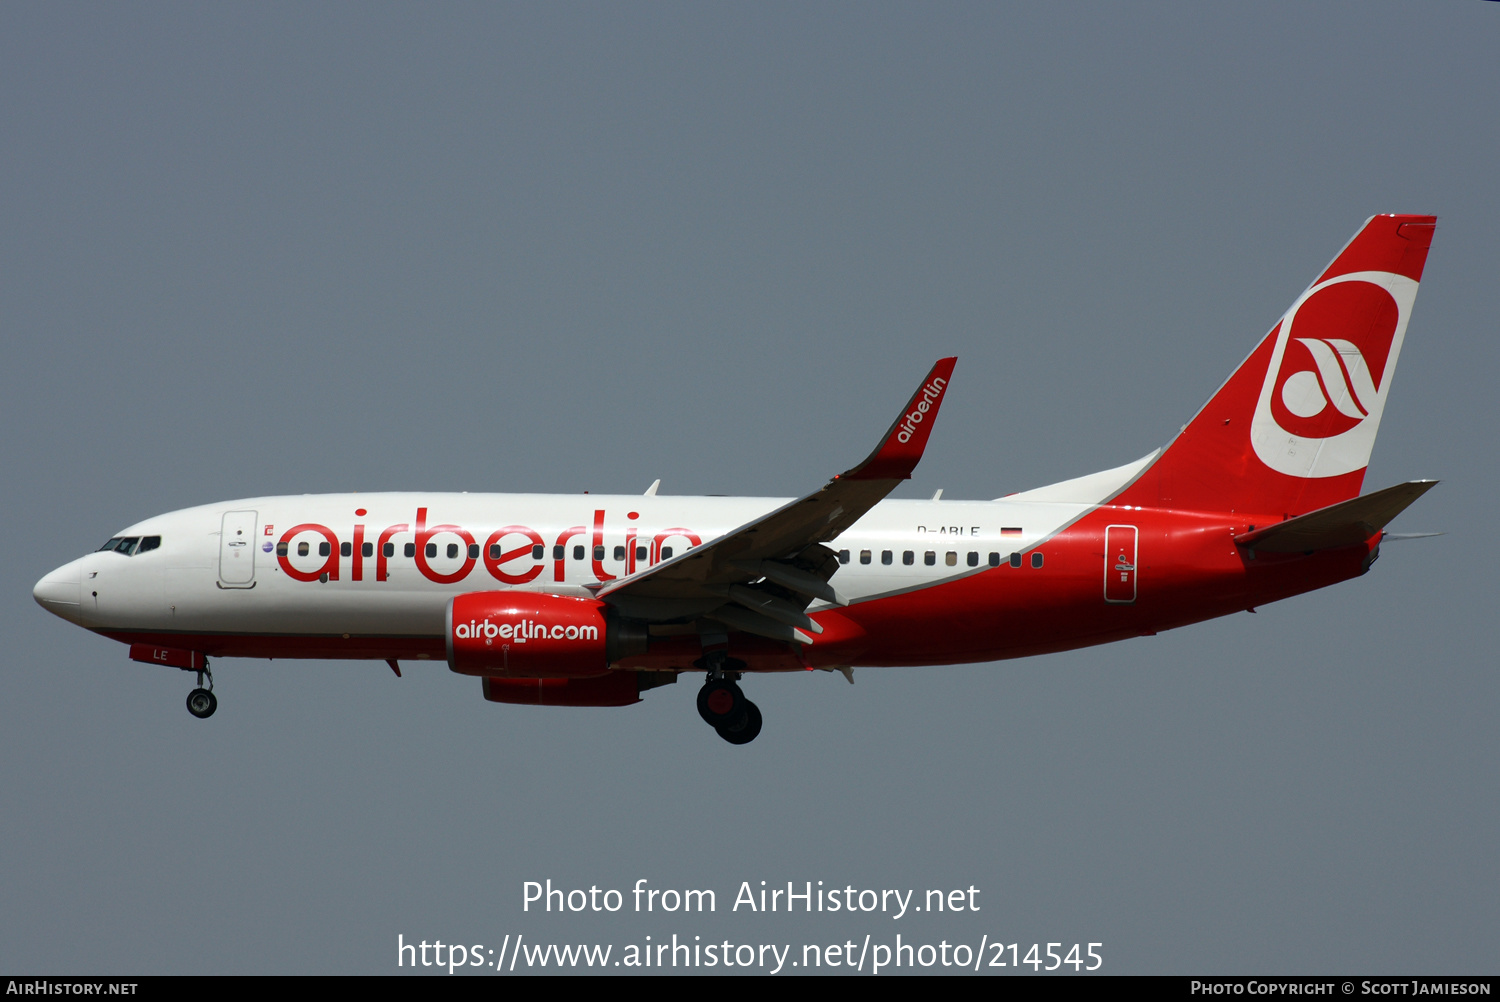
98 535 159 555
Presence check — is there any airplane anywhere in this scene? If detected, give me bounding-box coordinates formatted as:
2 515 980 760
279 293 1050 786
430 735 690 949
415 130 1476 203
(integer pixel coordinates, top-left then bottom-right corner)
33 214 1439 745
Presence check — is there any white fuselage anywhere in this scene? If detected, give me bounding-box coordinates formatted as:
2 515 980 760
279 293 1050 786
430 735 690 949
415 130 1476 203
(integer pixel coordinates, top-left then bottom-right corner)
39 479 1131 641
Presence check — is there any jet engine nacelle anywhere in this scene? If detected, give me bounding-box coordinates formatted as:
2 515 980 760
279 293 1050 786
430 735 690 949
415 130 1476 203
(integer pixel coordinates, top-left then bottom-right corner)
483 673 642 707
446 591 647 677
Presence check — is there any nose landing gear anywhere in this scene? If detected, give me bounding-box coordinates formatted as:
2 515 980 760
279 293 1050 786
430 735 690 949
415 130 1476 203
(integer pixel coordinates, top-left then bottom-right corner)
186 688 217 718
185 664 216 719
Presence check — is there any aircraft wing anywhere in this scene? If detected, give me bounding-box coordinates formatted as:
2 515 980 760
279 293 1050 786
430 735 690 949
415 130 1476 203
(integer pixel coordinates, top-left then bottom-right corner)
593 358 957 641
1234 480 1438 555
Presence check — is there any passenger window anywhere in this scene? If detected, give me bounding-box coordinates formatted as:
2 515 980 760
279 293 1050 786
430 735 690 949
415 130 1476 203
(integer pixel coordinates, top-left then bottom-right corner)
276 541 289 557
881 550 893 565
447 544 460 559
340 542 352 557
593 545 606 561
489 544 501 560
610 545 622 561
404 543 416 558
946 551 957 566
967 551 978 567
990 552 1001 567
1031 552 1044 569
298 542 310 557
924 551 936 566
383 543 394 558
635 546 647 561
467 544 479 559
661 546 674 559
573 545 585 560
426 543 437 558
860 550 871 565
903 551 914 566
838 550 850 564
1009 552 1021 568
137 536 161 554
319 542 331 557
553 545 564 560
361 542 373 558
532 544 544 560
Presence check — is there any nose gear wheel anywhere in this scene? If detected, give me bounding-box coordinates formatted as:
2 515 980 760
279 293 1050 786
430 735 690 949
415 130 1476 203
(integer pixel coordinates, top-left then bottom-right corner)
185 663 216 718
186 688 217 718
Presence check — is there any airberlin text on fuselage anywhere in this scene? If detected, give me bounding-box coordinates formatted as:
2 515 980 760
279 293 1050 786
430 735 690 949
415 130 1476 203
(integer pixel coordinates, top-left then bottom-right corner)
895 376 948 444
274 507 702 587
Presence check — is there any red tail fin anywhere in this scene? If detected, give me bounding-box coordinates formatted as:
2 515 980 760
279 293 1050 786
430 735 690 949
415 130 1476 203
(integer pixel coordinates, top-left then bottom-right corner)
1115 215 1435 517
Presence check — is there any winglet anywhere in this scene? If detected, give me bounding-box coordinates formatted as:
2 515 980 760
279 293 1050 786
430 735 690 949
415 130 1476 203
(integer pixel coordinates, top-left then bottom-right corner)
844 357 957 481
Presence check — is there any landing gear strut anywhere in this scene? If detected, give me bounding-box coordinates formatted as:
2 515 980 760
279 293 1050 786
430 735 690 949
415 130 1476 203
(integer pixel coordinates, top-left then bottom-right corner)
695 654 762 744
186 664 217 719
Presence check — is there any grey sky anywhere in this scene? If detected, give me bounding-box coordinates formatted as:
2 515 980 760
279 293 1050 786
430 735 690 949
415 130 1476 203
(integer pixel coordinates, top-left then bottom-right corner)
2 3 1495 974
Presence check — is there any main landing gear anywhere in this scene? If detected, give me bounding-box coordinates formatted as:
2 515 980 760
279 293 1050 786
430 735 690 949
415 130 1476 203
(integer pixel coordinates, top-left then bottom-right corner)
696 656 762 745
186 664 217 719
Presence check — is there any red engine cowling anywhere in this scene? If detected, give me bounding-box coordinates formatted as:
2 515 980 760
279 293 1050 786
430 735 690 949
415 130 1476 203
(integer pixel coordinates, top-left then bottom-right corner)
446 591 647 677
482 670 678 707
483 673 641 707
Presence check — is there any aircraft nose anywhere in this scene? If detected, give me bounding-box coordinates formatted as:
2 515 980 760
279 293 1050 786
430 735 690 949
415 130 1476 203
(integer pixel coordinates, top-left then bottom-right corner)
34 558 84 625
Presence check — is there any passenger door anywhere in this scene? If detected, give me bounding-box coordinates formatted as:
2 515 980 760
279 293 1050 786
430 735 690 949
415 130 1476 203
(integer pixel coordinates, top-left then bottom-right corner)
218 510 258 588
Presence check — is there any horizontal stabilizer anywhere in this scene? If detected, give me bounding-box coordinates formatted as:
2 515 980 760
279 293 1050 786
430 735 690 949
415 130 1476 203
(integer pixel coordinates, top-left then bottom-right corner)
1235 480 1438 554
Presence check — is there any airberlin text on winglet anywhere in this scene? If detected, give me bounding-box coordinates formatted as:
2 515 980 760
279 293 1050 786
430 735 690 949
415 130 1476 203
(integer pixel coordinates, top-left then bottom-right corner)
849 357 955 480
896 376 949 444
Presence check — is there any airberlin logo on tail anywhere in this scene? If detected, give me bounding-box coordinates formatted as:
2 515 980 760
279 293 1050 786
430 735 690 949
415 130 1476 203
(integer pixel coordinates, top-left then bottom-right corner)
896 376 949 444
1276 337 1379 430
1250 271 1419 479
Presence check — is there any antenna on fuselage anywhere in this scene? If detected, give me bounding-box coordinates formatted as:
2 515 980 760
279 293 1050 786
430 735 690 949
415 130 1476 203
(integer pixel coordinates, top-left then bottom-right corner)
644 479 661 496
